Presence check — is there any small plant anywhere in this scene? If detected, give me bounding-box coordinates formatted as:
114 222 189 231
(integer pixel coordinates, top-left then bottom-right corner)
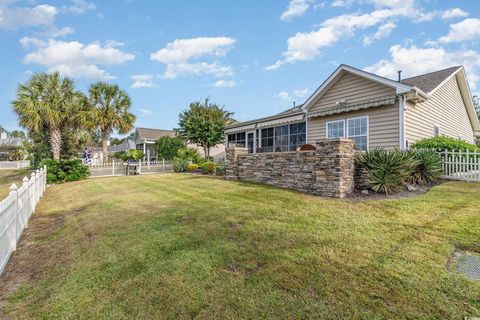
173 148 203 172
356 148 413 195
40 159 89 184
407 149 442 185
216 161 226 176
201 161 216 174
187 163 199 172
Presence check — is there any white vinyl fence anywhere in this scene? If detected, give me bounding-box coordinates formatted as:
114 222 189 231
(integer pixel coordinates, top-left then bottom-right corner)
0 160 31 169
88 159 173 177
0 166 47 274
438 149 480 182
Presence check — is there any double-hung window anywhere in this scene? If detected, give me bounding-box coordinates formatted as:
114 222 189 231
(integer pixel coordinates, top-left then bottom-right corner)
347 117 368 151
326 120 345 138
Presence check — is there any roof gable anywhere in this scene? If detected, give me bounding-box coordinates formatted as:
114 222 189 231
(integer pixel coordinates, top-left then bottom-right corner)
303 64 414 111
135 128 177 141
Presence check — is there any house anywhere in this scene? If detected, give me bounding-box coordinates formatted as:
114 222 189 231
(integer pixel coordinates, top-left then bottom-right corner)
224 65 480 152
133 127 177 160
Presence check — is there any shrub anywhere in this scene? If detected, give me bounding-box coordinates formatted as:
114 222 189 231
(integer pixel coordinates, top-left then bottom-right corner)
407 149 443 185
412 136 480 152
173 148 203 172
155 136 186 160
356 148 413 194
201 161 216 174
187 164 199 172
40 159 89 184
216 161 226 176
115 149 144 161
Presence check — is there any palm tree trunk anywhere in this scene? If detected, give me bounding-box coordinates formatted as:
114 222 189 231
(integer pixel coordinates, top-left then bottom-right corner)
102 131 109 162
50 127 62 161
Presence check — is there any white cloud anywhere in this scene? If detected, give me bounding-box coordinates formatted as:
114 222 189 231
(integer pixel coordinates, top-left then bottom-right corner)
281 0 311 21
438 18 480 44
277 88 312 102
139 108 152 116
131 74 156 89
363 21 396 46
151 37 236 78
22 38 135 80
441 8 468 20
213 80 237 88
63 0 96 14
0 1 58 29
365 44 480 90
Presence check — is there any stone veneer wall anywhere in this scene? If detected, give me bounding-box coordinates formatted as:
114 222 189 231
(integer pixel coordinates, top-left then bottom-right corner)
226 139 355 198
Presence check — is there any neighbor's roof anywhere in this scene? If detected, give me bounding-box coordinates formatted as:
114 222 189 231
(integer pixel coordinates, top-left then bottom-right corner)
135 127 177 141
0 137 24 147
401 66 462 93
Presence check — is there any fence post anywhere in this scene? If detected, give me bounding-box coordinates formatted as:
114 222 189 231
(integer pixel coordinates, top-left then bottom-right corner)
112 159 115 176
30 172 36 212
9 184 18 250
162 158 165 173
35 169 40 203
139 160 142 174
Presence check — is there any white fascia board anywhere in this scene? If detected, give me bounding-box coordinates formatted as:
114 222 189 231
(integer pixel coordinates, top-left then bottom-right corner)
302 64 414 111
428 66 462 95
456 68 480 131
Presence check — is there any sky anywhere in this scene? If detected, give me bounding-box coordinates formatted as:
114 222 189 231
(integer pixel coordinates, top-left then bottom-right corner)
1 0 480 133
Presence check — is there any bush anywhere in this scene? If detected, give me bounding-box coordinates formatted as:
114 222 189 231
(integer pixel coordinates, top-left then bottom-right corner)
187 164 199 172
407 149 443 185
155 136 185 160
173 148 203 172
216 161 226 176
356 149 414 194
115 149 144 161
201 161 216 174
412 136 480 152
41 159 89 184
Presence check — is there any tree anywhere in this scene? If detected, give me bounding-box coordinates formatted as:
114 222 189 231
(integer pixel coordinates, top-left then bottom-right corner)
12 72 84 160
86 82 136 162
9 130 26 138
178 98 233 159
474 95 480 119
155 136 185 160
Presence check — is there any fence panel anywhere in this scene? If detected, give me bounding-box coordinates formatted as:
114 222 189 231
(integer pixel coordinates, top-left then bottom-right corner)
439 149 480 182
88 159 174 177
0 166 47 275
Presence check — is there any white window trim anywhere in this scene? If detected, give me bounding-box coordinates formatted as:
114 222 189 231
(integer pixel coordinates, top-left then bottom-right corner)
326 120 345 139
346 116 369 151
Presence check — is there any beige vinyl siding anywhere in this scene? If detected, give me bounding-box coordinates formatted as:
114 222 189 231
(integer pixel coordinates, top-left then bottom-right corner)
405 75 475 145
308 104 400 149
309 72 396 113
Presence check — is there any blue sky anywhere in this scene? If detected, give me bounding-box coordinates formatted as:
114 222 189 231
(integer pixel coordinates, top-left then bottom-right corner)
1 0 480 133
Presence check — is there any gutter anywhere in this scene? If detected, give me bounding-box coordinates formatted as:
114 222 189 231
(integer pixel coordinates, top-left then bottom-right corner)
399 95 406 150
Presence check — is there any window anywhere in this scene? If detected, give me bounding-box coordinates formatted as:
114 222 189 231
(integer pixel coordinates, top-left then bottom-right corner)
227 132 246 148
261 127 274 152
327 120 345 138
274 125 289 152
289 122 306 151
347 117 368 151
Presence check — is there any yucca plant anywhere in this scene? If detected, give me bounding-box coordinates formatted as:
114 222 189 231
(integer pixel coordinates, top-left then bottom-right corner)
407 149 442 185
356 148 413 194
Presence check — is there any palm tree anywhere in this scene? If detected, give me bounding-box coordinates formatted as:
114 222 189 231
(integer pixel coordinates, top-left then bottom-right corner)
87 82 136 162
12 72 83 160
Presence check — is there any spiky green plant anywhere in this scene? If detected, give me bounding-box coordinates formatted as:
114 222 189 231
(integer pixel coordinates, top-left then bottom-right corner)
407 149 442 185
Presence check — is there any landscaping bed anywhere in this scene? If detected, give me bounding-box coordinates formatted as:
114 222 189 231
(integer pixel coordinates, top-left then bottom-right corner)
0 174 479 319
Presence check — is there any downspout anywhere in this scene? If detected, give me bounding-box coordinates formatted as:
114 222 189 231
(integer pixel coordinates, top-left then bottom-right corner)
398 95 406 150
305 110 309 144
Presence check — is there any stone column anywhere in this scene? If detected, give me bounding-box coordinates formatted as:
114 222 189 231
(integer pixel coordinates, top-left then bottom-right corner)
226 147 248 180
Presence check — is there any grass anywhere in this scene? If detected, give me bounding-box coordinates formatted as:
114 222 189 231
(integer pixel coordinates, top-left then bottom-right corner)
1 173 480 319
0 169 31 199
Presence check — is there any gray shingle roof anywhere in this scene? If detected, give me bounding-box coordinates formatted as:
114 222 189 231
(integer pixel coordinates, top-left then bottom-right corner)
135 128 177 141
0 137 24 147
401 66 461 93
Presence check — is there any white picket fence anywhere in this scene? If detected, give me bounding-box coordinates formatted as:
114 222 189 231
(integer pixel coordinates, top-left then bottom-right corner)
88 159 173 177
0 166 47 274
438 149 480 182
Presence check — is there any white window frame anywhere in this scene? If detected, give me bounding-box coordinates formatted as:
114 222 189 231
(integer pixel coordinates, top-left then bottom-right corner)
346 116 369 151
326 120 345 139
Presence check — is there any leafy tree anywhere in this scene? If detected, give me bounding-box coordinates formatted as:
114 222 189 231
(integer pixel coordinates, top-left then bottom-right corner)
12 72 85 160
155 136 185 160
86 82 136 162
178 98 233 159
474 95 480 119
9 130 26 138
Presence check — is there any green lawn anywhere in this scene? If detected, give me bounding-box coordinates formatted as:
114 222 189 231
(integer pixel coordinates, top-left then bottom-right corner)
0 169 32 199
1 173 479 319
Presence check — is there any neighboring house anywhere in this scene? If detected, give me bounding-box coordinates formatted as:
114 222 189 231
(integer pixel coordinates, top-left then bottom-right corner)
108 139 136 154
0 134 25 161
133 127 177 160
225 64 480 152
